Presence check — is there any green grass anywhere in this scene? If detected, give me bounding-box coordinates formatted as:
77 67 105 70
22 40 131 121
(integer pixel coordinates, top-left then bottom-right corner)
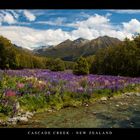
0 113 8 121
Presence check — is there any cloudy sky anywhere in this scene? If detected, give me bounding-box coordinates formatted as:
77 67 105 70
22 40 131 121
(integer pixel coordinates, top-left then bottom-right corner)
0 10 140 49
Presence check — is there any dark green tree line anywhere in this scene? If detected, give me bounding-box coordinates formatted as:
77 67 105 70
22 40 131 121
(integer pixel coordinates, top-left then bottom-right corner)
90 35 140 77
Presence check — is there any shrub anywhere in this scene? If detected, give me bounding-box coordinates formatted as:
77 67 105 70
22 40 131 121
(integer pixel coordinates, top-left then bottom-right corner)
0 104 13 116
0 97 16 116
73 57 89 75
18 94 47 112
64 61 75 70
47 58 65 71
46 92 63 110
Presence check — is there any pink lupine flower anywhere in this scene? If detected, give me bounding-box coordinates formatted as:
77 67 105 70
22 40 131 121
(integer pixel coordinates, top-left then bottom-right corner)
17 83 25 89
5 90 16 97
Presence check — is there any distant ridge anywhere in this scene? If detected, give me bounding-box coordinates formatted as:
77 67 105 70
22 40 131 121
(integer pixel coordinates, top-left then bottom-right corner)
34 36 122 61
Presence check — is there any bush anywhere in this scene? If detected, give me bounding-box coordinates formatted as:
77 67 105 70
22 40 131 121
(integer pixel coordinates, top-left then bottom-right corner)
47 58 65 71
64 61 75 70
18 94 47 112
0 97 16 116
73 57 89 75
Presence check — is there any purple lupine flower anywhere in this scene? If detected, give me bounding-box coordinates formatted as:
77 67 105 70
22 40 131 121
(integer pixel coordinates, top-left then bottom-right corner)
46 91 51 95
77 87 84 93
2 69 140 95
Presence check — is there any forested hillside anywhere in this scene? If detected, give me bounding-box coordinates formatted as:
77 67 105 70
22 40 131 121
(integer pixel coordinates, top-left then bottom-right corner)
0 36 47 69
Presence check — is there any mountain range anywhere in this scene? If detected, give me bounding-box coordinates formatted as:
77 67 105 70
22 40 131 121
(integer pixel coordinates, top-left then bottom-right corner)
34 36 121 61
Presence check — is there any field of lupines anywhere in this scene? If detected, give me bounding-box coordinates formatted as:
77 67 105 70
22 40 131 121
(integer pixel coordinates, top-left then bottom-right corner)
0 69 140 121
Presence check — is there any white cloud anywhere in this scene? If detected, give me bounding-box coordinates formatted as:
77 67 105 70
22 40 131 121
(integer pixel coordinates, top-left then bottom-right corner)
79 12 90 18
0 26 71 49
69 14 127 40
122 19 140 33
3 13 16 24
71 27 96 40
37 17 66 26
6 10 19 19
109 10 140 14
0 13 4 25
105 12 112 17
69 14 140 41
23 10 36 21
71 14 111 29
